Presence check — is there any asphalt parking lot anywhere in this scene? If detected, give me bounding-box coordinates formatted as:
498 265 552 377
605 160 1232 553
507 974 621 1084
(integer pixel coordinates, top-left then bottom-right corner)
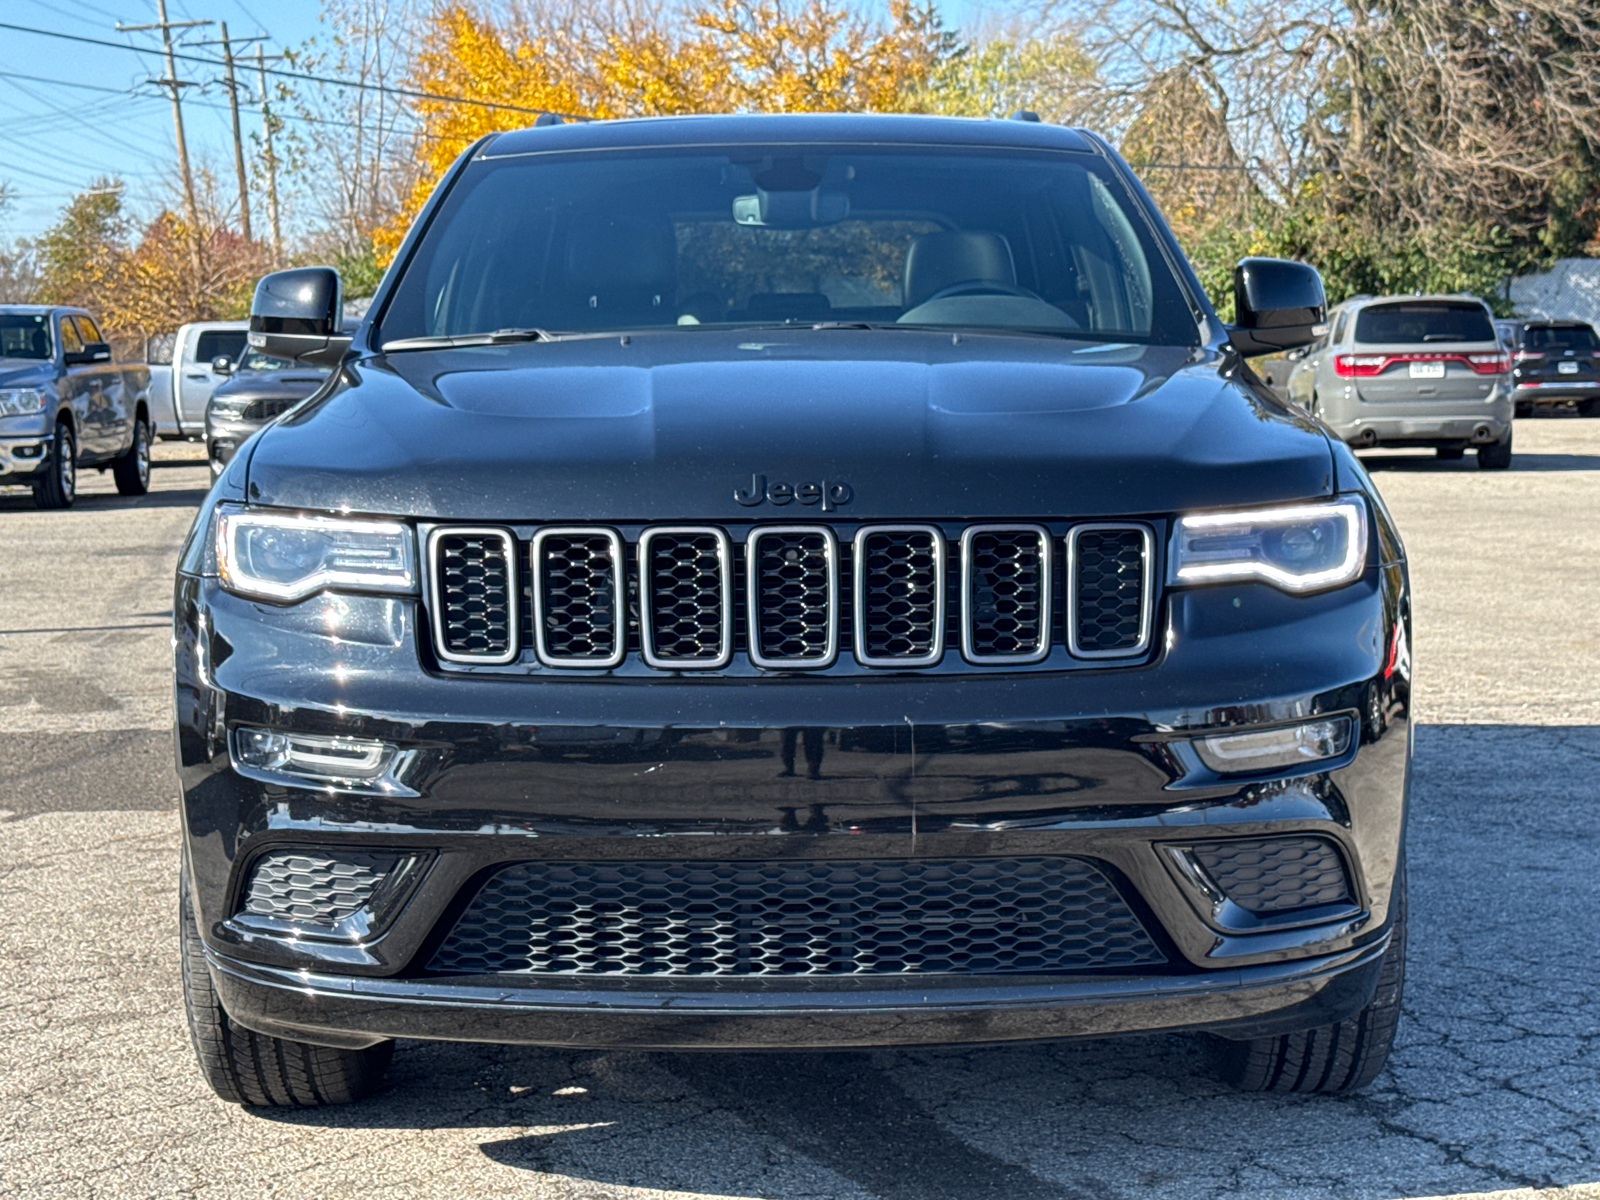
2 423 1598 1200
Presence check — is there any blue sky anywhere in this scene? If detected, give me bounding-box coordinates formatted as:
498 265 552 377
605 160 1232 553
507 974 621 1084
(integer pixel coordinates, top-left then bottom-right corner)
0 0 995 243
1 0 329 239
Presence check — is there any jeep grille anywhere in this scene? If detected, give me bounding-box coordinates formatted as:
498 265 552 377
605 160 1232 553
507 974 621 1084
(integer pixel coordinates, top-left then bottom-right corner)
427 520 1156 673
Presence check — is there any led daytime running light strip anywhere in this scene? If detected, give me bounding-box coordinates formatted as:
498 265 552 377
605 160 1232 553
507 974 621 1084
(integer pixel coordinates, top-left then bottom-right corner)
1173 500 1366 593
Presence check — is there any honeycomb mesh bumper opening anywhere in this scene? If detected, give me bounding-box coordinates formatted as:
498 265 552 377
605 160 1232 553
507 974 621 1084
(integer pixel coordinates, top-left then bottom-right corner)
428 856 1165 978
240 849 401 927
1189 836 1354 915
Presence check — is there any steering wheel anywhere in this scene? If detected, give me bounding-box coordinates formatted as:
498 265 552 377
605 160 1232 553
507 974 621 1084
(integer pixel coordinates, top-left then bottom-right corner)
920 279 1045 304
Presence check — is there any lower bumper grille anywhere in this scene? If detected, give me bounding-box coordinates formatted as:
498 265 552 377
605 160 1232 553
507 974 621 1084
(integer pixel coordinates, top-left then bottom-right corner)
241 849 400 926
428 857 1163 978
1190 837 1352 914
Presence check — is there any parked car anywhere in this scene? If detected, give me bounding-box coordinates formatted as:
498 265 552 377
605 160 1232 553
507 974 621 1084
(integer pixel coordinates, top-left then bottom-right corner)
205 348 333 476
1501 319 1600 417
0 305 153 507
1285 294 1513 467
145 320 249 440
175 113 1411 1107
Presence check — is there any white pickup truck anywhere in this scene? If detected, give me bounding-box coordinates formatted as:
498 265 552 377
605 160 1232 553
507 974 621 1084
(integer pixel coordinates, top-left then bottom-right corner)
145 320 249 439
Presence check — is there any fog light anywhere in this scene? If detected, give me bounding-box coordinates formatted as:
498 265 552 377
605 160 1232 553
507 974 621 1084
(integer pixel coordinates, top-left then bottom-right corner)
1194 717 1353 774
14 444 43 459
232 726 398 785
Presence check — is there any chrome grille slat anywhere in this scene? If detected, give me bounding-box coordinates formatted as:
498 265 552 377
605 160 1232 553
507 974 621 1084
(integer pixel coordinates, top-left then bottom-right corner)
747 526 838 669
1068 524 1154 658
531 527 626 668
639 527 733 668
428 527 518 665
853 525 945 667
960 524 1051 664
425 520 1157 671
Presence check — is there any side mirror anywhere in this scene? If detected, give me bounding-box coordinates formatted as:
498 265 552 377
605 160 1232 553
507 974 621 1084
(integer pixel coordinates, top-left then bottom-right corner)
247 267 350 367
210 355 234 375
1228 257 1326 357
65 342 112 366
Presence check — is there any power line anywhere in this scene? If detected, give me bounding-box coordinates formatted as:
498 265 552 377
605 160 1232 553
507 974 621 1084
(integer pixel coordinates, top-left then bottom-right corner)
0 69 131 94
0 20 583 119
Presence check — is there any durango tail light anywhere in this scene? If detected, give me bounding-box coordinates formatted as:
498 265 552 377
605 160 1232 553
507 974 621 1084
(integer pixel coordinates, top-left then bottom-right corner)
1334 352 1509 377
1333 355 1387 377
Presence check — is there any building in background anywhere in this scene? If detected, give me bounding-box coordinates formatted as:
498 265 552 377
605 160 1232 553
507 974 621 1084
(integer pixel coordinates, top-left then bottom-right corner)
1511 259 1600 326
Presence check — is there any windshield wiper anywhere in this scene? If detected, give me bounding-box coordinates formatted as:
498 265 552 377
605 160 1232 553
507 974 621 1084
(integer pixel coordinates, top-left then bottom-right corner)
381 328 553 352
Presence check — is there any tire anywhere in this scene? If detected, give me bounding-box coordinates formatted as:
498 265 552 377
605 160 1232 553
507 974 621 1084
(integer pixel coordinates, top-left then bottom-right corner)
1435 446 1465 460
180 862 393 1106
1214 864 1405 1094
1514 401 1533 418
31 421 76 509
112 415 151 496
1579 398 1600 418
1477 432 1513 470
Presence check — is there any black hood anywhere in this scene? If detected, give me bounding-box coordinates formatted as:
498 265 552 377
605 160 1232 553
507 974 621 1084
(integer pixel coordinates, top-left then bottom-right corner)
212 367 329 405
245 329 1334 521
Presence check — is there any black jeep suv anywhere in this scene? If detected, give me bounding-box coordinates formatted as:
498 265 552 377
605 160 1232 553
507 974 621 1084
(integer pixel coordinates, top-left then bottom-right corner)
174 113 1410 1106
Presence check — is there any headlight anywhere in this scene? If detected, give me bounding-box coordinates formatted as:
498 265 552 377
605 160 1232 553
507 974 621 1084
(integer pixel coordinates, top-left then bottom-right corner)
0 388 47 416
1169 498 1366 593
216 507 417 602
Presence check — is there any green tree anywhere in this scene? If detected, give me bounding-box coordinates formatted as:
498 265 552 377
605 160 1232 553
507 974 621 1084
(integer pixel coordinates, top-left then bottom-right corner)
35 179 128 311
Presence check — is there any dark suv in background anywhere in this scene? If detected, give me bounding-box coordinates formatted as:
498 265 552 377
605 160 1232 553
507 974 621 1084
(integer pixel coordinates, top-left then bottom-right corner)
176 113 1410 1108
1502 319 1600 417
205 348 334 476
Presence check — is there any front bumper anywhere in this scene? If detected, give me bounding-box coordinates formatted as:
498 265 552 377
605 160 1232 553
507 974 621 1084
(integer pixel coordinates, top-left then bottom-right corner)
176 561 1410 1051
0 436 50 480
205 414 262 474
208 936 1391 1050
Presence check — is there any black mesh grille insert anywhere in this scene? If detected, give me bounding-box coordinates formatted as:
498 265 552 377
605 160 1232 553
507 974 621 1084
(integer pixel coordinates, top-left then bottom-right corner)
644 531 726 664
751 531 833 663
429 857 1162 977
1191 837 1352 914
240 396 297 422
241 850 398 926
858 528 941 662
535 532 620 663
435 531 514 659
965 528 1047 659
1071 527 1148 655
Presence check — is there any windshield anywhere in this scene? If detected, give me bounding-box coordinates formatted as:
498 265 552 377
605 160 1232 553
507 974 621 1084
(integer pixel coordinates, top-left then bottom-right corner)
237 349 296 372
1355 302 1494 345
0 314 52 360
378 145 1199 346
1524 324 1599 351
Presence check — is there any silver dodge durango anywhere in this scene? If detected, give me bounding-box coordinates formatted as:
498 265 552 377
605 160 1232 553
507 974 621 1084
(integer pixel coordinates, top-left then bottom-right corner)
1284 294 1512 468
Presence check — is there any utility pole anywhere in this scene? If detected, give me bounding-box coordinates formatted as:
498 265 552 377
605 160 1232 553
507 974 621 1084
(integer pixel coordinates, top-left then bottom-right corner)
209 23 253 242
254 47 284 267
118 3 210 277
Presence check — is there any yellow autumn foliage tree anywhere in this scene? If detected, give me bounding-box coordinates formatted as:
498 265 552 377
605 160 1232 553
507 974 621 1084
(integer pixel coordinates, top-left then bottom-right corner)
376 0 952 260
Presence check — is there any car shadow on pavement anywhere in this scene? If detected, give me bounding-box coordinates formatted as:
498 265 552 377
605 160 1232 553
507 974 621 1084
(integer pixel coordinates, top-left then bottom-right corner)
252 724 1600 1200
0 487 211 512
1361 451 1600 472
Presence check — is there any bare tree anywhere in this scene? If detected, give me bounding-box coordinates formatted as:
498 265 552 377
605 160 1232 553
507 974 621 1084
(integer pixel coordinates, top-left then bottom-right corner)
287 0 424 285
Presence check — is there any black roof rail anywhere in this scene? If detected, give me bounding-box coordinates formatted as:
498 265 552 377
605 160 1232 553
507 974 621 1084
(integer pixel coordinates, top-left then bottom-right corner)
1009 110 1042 123
534 112 563 127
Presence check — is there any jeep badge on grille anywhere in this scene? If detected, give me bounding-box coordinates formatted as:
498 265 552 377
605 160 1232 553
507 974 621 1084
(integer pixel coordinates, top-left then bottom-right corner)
733 473 853 510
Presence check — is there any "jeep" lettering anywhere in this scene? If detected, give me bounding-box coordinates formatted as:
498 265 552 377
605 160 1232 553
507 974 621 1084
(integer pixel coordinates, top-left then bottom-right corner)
733 473 853 511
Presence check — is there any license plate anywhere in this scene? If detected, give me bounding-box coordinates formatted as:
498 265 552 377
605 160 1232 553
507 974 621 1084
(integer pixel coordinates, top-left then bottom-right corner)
1409 362 1445 379
1559 360 1580 374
